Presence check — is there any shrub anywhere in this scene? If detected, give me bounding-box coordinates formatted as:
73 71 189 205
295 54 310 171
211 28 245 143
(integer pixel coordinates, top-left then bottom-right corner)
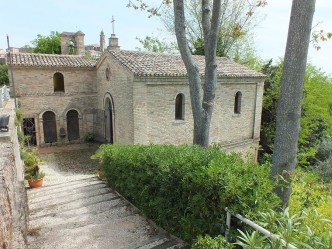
314 137 332 178
15 108 24 126
94 144 279 243
315 137 332 162
84 132 95 143
192 235 233 249
244 208 332 249
21 146 44 180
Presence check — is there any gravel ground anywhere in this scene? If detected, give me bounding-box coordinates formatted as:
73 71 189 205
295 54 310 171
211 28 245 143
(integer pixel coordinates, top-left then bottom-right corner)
35 143 101 187
39 144 100 174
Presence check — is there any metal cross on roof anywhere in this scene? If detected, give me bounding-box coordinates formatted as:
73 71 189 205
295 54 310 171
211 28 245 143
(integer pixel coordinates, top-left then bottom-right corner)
111 16 115 34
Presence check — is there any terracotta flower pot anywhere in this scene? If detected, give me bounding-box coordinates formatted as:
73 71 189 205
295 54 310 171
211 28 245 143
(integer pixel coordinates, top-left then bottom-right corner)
28 177 44 188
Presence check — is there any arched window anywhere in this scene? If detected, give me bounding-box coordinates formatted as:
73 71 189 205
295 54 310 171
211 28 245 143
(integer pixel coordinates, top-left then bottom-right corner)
175 93 185 120
234 91 242 114
53 72 64 92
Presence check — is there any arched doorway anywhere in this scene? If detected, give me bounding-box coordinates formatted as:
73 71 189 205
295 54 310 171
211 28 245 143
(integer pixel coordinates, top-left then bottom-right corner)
67 110 79 141
43 111 57 143
105 97 114 144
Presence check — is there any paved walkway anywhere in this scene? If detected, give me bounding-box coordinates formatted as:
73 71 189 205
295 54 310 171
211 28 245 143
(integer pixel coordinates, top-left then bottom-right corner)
27 145 186 249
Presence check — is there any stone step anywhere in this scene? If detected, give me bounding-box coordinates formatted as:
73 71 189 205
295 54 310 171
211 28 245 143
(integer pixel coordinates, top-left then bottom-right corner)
30 192 120 219
132 235 170 249
27 177 103 198
29 184 111 209
28 216 168 249
30 200 137 230
27 174 187 249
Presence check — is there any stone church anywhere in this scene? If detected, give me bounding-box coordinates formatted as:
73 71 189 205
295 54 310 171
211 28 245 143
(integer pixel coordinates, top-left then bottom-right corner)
9 30 265 157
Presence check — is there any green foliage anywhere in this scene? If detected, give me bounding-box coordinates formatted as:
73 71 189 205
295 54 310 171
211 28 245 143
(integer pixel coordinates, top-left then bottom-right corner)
252 208 332 249
290 170 332 235
136 35 172 53
258 59 283 163
234 169 332 248
84 132 95 143
192 235 234 249
235 230 268 249
21 147 44 180
0 65 9 86
17 129 30 146
315 137 332 162
314 137 332 179
94 144 279 242
259 61 332 167
32 31 61 54
15 108 24 126
315 157 332 179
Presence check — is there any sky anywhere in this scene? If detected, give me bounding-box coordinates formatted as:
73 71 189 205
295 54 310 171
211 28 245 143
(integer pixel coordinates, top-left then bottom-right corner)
0 0 331 74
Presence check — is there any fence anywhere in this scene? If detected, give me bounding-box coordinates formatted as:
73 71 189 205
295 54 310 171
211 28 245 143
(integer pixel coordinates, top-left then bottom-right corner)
225 208 297 249
0 86 10 108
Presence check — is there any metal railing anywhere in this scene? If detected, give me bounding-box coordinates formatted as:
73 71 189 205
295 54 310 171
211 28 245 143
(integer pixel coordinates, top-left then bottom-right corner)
0 86 10 108
225 208 297 249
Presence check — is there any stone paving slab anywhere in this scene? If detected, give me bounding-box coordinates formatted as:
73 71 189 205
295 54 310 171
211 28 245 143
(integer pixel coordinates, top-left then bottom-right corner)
27 145 187 249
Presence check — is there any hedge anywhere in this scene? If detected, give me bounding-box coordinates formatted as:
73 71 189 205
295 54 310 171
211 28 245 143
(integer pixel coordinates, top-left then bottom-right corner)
94 144 279 242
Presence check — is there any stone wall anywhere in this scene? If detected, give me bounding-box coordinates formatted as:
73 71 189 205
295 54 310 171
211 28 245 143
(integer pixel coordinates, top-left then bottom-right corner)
132 76 263 156
95 54 134 144
95 53 264 157
12 67 97 145
0 99 28 249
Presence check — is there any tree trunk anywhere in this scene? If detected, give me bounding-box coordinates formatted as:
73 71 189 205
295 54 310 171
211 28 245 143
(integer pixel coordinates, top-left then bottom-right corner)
270 0 316 207
173 0 222 147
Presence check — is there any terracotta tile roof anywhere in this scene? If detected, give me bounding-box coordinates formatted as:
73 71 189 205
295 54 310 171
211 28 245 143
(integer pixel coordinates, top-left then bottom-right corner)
9 53 96 68
109 50 265 78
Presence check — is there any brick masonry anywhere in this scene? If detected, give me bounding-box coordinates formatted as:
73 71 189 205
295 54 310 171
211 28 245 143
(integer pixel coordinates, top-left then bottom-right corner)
10 51 264 158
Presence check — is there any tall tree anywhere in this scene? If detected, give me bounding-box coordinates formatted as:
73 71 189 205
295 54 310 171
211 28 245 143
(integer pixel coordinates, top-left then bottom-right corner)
174 0 222 146
161 0 263 59
32 31 61 54
129 0 264 146
270 0 316 206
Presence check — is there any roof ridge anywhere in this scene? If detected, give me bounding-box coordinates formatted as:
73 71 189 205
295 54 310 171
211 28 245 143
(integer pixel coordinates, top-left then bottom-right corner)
10 53 96 68
107 50 265 78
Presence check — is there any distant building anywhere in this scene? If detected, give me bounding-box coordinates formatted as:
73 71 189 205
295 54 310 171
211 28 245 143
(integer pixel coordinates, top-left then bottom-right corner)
8 30 265 159
0 49 5 64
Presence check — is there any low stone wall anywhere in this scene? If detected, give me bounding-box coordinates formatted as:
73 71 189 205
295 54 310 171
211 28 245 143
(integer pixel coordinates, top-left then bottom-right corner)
0 99 28 249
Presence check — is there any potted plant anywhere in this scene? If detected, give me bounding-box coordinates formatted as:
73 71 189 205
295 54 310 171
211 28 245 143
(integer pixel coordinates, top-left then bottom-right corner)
22 147 45 188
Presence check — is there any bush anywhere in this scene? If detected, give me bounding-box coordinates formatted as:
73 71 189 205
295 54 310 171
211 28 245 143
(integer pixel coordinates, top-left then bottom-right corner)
21 146 44 180
314 137 332 178
94 144 279 243
240 208 332 248
192 235 234 249
84 132 95 143
315 137 332 162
